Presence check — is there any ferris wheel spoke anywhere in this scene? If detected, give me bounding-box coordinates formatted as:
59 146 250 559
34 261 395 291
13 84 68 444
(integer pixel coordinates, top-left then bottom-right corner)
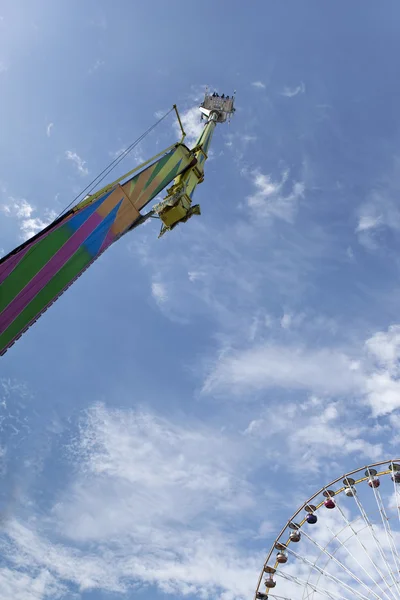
333 497 399 600
300 527 383 600
352 485 400 598
324 522 395 600
374 484 400 570
286 546 373 600
391 470 400 530
277 569 357 600
255 460 400 600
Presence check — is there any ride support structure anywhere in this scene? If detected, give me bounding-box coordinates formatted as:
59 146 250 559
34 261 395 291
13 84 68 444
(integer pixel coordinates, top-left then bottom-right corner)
0 91 235 356
153 92 235 236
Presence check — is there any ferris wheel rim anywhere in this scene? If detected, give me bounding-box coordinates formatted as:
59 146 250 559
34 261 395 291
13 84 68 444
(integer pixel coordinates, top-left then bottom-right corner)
255 457 400 600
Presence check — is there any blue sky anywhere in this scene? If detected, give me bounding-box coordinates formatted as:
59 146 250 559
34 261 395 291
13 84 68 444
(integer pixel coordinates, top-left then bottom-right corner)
2 1 400 598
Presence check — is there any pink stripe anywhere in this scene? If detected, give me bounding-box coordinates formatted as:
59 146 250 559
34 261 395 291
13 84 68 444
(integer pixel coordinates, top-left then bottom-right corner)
0 213 73 284
0 211 103 331
0 226 116 355
0 254 97 356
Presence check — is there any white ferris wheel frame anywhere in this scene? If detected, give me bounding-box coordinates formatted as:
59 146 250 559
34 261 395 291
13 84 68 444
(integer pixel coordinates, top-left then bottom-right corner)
255 458 400 600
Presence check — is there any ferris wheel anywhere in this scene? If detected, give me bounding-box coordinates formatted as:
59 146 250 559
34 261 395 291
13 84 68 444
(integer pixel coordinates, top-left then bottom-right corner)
255 459 400 600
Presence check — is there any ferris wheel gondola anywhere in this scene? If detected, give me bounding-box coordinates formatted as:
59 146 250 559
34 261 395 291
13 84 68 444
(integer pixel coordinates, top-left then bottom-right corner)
255 459 400 600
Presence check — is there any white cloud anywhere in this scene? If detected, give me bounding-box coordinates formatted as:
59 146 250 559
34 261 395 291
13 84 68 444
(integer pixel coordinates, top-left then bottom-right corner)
0 404 262 599
280 312 292 329
281 82 305 97
280 311 306 330
356 188 400 248
1 198 33 219
0 567 66 600
0 198 56 241
151 281 168 304
175 106 204 147
244 396 382 471
65 150 88 176
364 325 400 416
246 170 305 222
365 372 400 417
0 61 7 74
46 123 53 137
66 404 256 531
19 215 55 240
203 343 363 397
356 214 382 232
251 81 266 89
365 325 400 369
203 321 400 418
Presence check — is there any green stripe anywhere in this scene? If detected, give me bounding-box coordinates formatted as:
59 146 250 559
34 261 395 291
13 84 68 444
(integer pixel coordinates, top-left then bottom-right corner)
153 159 184 196
0 224 72 312
143 153 171 191
0 246 92 351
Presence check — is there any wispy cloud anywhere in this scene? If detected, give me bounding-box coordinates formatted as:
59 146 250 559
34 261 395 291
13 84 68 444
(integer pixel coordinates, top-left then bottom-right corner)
129 188 333 344
246 169 305 222
65 150 88 176
46 122 53 137
0 567 66 600
0 395 390 599
109 145 144 165
91 14 107 29
0 403 261 599
244 396 382 472
241 134 257 143
89 59 105 74
346 246 355 262
251 81 266 89
0 198 56 241
281 82 305 97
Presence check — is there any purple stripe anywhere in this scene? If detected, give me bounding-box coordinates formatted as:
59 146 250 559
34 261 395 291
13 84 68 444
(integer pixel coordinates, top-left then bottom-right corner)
0 246 31 283
0 254 98 356
1 224 115 355
0 213 74 284
0 211 103 331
